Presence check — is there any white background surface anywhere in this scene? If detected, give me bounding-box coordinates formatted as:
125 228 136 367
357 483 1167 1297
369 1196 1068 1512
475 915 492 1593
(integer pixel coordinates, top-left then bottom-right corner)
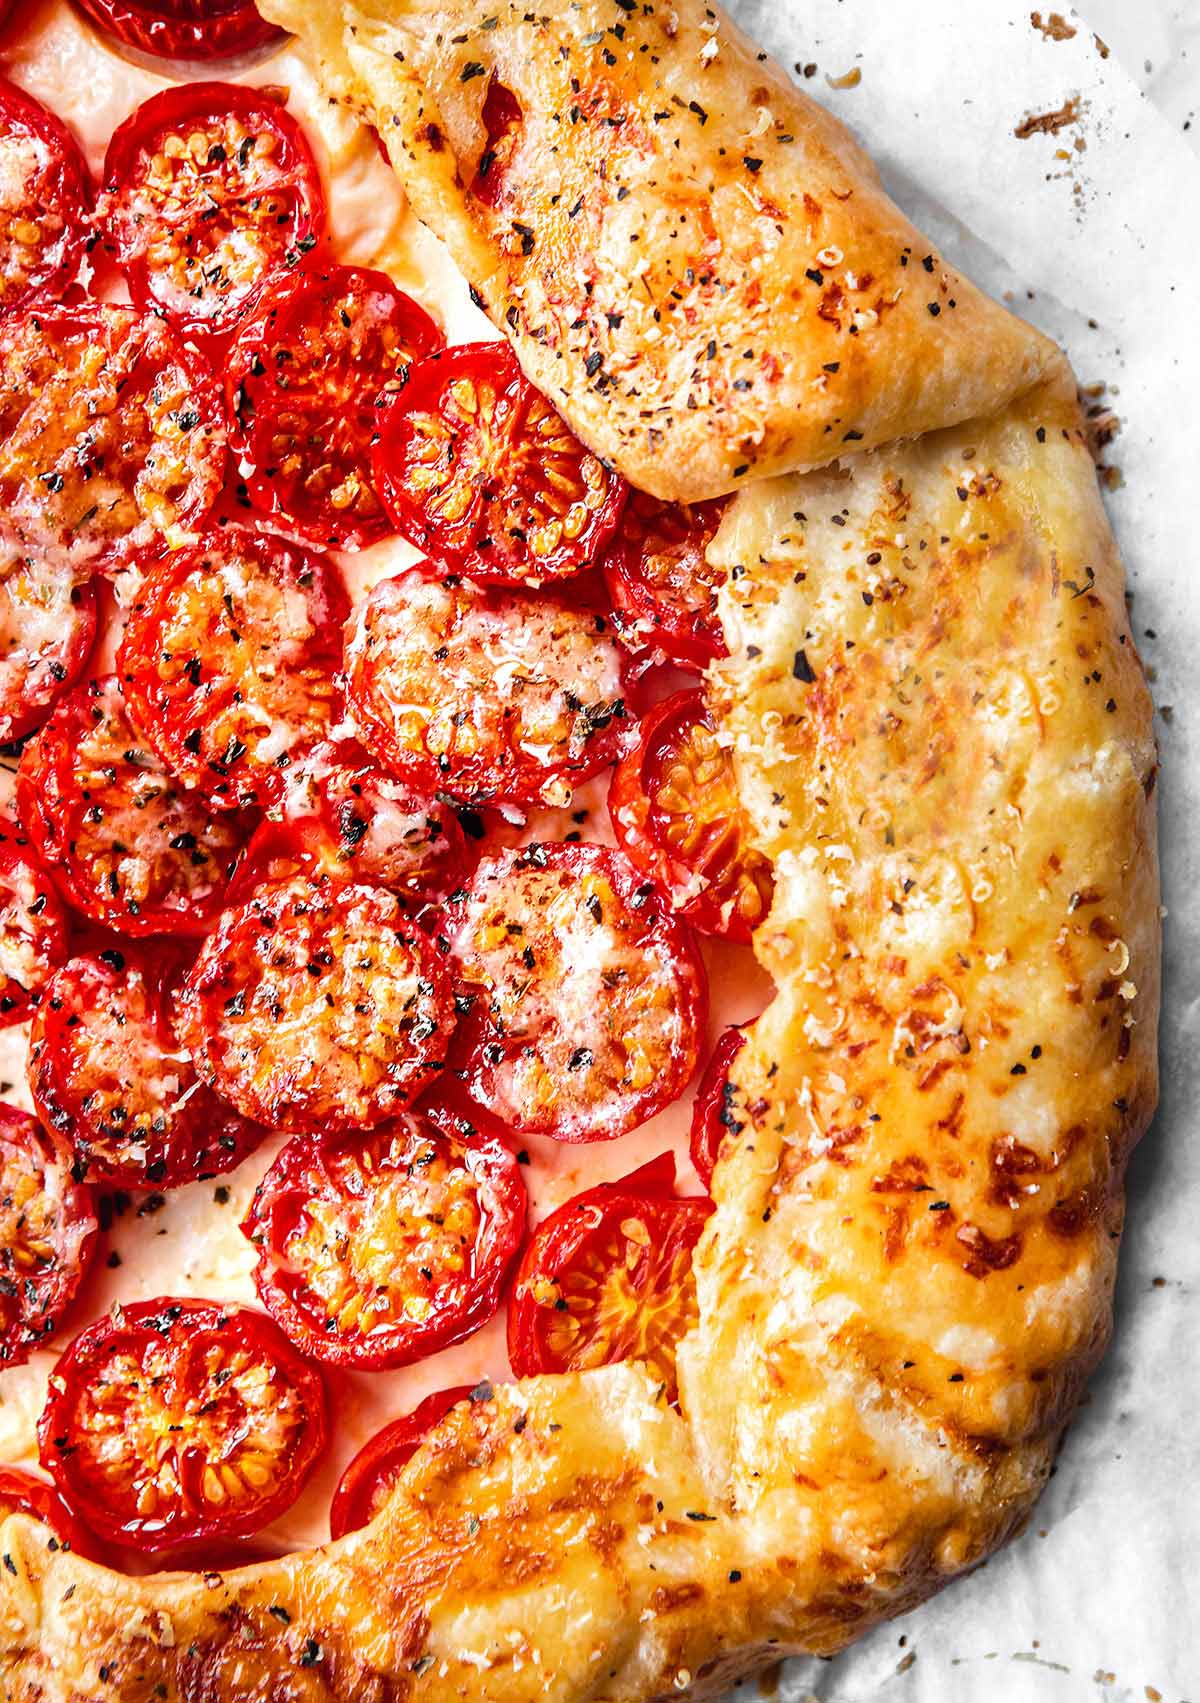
714 3 1200 1700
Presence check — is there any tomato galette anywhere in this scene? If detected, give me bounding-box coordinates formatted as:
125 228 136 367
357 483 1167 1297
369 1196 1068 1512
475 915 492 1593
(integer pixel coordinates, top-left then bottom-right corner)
0 0 1159 1699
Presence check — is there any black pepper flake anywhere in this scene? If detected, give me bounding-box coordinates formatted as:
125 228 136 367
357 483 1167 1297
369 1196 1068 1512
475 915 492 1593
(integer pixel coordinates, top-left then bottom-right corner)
793 648 815 683
743 156 763 172
843 429 863 442
460 60 485 81
298 1639 322 1668
822 361 840 373
470 1378 494 1402
927 302 941 317
685 1510 716 1522
728 1568 742 1582
688 100 708 124
805 267 824 285
585 351 604 377
1010 1062 1027 1075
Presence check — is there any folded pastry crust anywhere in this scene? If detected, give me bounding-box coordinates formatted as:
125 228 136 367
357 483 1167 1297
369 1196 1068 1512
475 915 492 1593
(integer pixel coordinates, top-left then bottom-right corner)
0 354 1158 1698
256 0 1058 501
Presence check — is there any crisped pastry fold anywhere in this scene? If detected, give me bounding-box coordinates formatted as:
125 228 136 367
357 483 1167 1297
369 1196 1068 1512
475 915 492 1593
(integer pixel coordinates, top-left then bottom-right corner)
256 0 1057 499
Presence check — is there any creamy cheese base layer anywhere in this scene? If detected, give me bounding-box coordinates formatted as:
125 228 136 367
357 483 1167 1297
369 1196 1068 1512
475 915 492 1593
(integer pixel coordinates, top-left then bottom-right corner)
0 0 772 1561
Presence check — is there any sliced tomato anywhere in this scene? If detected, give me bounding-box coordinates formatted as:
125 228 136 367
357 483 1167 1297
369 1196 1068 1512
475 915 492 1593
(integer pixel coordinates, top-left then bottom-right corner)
15 675 254 937
689 1025 748 1189
329 1385 473 1539
0 304 226 570
0 1465 99 1559
70 0 280 61
603 492 728 670
0 820 68 1027
30 948 265 1189
39 1298 327 1553
374 341 626 587
444 842 706 1142
100 83 326 340
0 548 97 745
608 688 773 943
227 265 442 550
241 1105 525 1369
344 568 634 807
117 529 349 811
0 77 91 317
235 739 469 903
176 875 454 1135
0 1105 97 1369
507 1152 710 1401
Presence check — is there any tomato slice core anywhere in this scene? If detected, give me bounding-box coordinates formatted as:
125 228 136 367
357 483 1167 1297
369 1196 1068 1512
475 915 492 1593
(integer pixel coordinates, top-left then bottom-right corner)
602 492 728 670
0 1104 97 1369
0 76 92 317
329 1385 473 1539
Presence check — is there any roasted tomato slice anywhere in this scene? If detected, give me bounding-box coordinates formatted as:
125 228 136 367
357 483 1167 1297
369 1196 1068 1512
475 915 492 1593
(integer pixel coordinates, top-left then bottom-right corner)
241 1106 525 1369
0 1105 97 1369
177 875 454 1135
603 492 728 670
0 77 91 317
0 1464 99 1557
345 568 633 807
373 340 626 586
689 1025 748 1189
228 264 442 550
0 547 97 745
0 820 68 1027
117 530 349 810
329 1385 472 1539
30 947 264 1189
507 1152 711 1401
235 740 469 903
100 83 326 340
39 1298 327 1554
70 0 281 61
608 688 773 943
444 842 706 1142
0 303 226 571
15 676 254 938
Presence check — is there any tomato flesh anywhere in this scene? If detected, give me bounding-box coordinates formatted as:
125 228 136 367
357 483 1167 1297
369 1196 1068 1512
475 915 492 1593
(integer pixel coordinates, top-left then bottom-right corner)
242 1106 525 1369
689 1025 748 1189
177 875 455 1135
31 948 265 1189
16 675 254 937
228 265 443 549
444 842 706 1142
329 1385 473 1539
374 340 626 586
0 548 97 746
117 529 349 811
507 1153 711 1402
0 304 226 572
0 1464 99 1559
70 0 281 61
609 688 773 943
0 1104 97 1369
0 821 68 1027
39 1298 327 1553
603 492 728 670
100 83 326 339
345 568 634 807
0 77 92 317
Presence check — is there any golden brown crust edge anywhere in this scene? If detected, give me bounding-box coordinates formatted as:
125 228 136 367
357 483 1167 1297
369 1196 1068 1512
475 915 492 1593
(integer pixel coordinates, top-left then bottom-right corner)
0 355 1159 1701
255 0 1058 503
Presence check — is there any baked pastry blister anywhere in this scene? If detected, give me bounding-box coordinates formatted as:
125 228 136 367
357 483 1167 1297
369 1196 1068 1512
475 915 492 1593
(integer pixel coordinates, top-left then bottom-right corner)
0 0 1158 1697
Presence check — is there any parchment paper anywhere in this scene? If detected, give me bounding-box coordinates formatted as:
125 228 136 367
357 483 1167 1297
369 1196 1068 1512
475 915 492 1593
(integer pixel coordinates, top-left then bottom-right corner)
712 4 1200 1699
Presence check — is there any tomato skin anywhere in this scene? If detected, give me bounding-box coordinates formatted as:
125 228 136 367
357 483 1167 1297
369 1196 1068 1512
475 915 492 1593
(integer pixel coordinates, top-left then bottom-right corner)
30 948 265 1189
241 1104 525 1369
70 0 281 61
0 1104 97 1369
608 688 774 943
0 303 226 572
602 492 729 671
507 1152 711 1401
373 340 627 587
0 1465 100 1560
0 821 68 1028
117 530 350 811
176 875 456 1136
329 1385 473 1540
344 567 636 807
444 842 707 1143
0 77 92 317
0 553 97 746
39 1298 328 1554
689 1025 748 1189
227 265 443 550
100 83 326 340
15 676 255 938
